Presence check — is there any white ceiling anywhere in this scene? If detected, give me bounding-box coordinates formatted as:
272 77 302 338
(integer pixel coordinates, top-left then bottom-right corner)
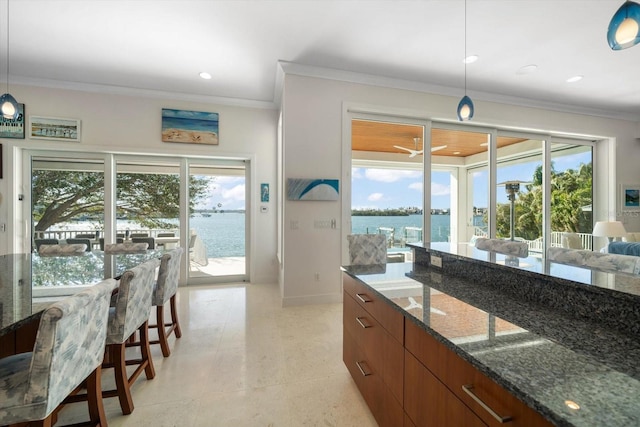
2 0 639 118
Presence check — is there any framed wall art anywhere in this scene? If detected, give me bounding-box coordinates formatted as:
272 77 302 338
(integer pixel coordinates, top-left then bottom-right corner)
29 116 81 142
621 184 640 211
162 108 219 145
287 178 339 201
0 103 25 139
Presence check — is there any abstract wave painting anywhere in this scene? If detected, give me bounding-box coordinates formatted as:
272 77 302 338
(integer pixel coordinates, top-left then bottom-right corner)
287 178 339 201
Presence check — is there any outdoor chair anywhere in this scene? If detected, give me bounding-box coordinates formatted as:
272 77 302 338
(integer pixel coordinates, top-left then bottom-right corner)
102 258 160 414
66 238 92 251
157 232 175 237
75 233 97 239
0 278 117 426
130 233 149 238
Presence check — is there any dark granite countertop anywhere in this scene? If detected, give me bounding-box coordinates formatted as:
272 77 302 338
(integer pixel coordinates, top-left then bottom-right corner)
342 260 640 427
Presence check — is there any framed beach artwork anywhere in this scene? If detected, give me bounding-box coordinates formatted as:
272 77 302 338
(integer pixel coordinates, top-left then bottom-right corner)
29 116 81 142
0 103 25 139
287 178 339 201
621 184 640 211
162 108 219 145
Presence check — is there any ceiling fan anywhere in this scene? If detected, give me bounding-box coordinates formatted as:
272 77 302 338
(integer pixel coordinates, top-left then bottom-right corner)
394 137 446 158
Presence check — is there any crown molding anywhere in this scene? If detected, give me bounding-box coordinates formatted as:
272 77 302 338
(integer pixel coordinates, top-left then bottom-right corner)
276 61 639 122
12 75 278 110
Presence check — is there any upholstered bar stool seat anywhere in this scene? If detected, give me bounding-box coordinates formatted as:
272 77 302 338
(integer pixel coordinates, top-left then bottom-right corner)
104 242 149 253
102 257 160 415
149 247 184 357
0 278 117 427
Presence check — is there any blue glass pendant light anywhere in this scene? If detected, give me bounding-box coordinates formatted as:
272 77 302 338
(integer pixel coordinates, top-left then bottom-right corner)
457 95 474 121
457 0 474 121
1 0 18 120
608 1 640 50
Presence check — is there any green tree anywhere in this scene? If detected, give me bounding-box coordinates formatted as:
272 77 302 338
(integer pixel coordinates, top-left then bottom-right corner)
33 170 210 231
495 162 592 240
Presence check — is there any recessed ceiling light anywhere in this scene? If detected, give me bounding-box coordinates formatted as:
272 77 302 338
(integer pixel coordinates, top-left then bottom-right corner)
566 75 583 83
463 55 479 64
480 142 488 147
517 64 538 75
453 151 461 155
199 72 212 80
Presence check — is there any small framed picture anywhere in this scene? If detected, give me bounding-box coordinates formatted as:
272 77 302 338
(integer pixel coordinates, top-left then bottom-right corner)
261 183 270 202
0 103 25 139
29 116 81 142
621 184 640 211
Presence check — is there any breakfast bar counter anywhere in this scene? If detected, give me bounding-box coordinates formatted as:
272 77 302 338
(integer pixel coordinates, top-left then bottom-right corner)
342 246 640 427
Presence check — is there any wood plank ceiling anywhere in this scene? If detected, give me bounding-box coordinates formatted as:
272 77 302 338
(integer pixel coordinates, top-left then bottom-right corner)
351 120 527 158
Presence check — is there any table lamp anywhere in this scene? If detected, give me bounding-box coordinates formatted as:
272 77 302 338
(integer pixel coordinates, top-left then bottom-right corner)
592 221 627 243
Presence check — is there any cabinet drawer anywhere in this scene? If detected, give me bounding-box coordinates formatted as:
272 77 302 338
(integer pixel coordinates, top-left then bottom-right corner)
405 319 552 427
405 350 487 427
343 273 404 343
344 292 404 403
343 328 404 427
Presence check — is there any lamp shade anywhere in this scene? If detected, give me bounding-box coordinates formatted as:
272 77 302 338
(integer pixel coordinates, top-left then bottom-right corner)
608 1 640 50
457 95 474 121
592 221 627 238
0 92 19 120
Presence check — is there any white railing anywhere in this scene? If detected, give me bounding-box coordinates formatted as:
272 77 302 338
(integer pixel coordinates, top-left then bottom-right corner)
34 228 180 241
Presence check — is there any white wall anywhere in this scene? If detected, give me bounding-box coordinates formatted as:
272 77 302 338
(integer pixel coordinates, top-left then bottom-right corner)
281 73 640 305
0 84 279 283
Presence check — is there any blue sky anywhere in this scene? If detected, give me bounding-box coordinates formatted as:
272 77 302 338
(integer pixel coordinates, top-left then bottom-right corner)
352 151 591 210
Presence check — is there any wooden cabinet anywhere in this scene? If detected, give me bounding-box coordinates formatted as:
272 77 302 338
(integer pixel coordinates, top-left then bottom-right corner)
343 272 554 427
405 319 553 427
343 274 404 427
404 349 487 427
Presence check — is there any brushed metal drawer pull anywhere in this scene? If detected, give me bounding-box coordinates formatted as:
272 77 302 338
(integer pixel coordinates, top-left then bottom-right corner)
355 293 372 303
462 385 513 423
355 316 371 329
356 361 372 377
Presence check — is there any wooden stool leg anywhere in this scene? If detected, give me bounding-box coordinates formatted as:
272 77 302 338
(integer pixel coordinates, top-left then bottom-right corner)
139 321 156 380
170 295 182 339
86 365 108 426
111 343 134 415
156 306 171 357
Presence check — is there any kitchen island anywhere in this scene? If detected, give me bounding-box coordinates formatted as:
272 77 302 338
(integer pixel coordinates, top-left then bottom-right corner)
342 243 640 427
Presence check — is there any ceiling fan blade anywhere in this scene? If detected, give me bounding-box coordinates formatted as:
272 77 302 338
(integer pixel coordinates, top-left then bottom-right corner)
393 145 414 154
431 145 447 152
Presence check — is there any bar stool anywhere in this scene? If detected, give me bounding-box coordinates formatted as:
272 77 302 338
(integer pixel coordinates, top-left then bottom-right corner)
149 247 184 357
0 278 117 426
102 257 160 415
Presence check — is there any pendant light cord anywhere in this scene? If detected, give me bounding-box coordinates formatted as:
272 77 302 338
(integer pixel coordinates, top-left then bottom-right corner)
464 0 467 95
5 0 9 93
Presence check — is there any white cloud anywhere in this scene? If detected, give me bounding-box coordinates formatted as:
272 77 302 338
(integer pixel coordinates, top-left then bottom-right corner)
432 182 450 196
368 192 384 202
409 182 423 191
365 169 422 183
352 168 363 179
222 184 245 201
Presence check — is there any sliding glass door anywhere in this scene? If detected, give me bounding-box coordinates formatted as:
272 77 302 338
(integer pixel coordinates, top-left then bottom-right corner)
27 151 250 285
188 161 248 282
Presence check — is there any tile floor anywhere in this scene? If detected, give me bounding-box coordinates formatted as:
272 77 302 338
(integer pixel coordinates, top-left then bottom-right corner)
58 282 378 427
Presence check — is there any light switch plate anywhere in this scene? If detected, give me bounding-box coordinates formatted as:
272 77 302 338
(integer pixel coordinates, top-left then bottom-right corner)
430 255 443 268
